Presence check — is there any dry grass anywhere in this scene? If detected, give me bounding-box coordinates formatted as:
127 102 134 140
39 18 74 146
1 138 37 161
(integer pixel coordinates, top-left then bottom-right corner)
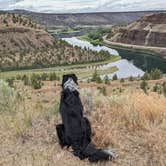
0 80 166 166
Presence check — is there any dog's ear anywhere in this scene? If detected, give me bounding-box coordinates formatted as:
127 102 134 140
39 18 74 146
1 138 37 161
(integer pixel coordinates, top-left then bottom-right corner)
62 74 78 87
71 74 78 85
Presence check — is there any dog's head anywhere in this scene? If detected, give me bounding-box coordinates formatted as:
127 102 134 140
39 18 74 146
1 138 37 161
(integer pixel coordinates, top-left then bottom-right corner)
62 74 78 92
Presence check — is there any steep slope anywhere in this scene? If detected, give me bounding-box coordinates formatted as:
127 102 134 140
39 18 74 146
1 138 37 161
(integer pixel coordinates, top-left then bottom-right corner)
109 13 166 47
9 10 164 27
0 13 110 70
0 12 54 52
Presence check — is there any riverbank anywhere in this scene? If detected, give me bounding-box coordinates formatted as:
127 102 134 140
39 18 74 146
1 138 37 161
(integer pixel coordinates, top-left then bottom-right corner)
103 36 166 60
0 56 120 80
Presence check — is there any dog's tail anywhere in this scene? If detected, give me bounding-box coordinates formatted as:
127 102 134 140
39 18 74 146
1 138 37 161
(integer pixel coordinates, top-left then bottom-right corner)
82 144 115 162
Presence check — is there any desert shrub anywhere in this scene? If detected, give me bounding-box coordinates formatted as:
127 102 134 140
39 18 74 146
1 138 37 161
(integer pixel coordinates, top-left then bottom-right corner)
120 78 125 83
141 69 162 80
153 83 162 94
22 75 30 86
129 76 134 81
104 75 110 85
141 71 150 80
49 72 57 81
16 74 22 80
97 86 107 96
162 82 166 97
150 68 162 80
140 80 148 94
112 74 118 81
6 77 15 87
0 80 18 113
30 74 42 89
96 76 102 84
91 69 98 82
91 69 102 83
41 73 48 81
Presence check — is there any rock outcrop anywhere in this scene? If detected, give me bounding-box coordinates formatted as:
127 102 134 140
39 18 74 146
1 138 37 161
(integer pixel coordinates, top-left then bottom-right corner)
110 13 166 48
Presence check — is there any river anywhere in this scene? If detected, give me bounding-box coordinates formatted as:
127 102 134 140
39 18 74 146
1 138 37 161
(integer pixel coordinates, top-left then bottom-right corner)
62 37 166 79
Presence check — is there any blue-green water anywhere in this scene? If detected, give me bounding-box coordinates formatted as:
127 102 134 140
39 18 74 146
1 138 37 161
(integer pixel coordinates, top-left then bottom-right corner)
117 49 166 73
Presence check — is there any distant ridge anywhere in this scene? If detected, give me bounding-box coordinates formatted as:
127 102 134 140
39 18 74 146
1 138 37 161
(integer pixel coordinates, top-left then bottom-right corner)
6 10 166 27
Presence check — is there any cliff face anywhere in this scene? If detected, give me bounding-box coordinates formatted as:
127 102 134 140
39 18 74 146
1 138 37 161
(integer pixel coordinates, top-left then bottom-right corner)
110 13 166 48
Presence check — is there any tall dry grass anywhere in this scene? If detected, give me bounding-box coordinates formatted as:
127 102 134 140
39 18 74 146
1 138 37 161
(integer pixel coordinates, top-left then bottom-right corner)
82 88 166 166
0 81 165 166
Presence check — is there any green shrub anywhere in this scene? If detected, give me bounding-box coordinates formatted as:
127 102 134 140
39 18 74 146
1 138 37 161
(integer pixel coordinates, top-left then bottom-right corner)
140 80 148 94
141 71 150 80
129 76 134 82
96 76 102 84
0 80 18 113
120 78 125 83
49 72 57 81
16 74 22 80
150 69 162 80
91 69 98 82
30 74 42 89
41 73 48 81
162 82 166 97
91 69 102 83
22 75 30 86
6 77 15 87
141 69 162 80
97 86 107 96
153 83 162 94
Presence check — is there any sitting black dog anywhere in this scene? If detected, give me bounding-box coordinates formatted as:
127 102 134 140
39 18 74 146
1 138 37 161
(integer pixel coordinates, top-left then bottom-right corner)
56 74 113 162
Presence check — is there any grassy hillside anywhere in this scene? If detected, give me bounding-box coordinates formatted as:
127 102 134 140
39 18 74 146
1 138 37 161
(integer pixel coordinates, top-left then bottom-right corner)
0 76 166 165
0 13 115 70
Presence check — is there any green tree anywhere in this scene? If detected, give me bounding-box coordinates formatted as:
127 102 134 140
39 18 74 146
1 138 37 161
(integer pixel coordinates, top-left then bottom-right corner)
141 71 150 80
96 76 102 84
104 75 110 84
150 69 162 80
112 74 118 81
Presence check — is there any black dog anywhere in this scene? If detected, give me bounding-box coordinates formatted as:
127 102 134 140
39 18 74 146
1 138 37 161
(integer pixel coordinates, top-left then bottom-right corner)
56 74 113 162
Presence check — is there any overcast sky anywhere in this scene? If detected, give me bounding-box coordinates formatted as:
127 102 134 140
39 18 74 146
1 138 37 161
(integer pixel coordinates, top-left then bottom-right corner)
0 0 166 13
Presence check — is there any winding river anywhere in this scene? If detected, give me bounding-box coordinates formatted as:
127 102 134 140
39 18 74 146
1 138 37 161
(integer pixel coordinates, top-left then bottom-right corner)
62 37 166 79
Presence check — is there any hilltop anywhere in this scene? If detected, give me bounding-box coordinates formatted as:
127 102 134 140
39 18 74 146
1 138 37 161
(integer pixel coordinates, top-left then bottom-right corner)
0 74 166 165
0 12 112 70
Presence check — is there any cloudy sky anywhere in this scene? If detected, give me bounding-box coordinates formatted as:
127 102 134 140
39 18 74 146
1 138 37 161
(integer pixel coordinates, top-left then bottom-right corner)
0 0 166 13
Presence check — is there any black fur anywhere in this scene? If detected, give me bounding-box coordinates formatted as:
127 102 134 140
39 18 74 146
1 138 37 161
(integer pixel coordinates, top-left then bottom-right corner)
56 74 113 162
